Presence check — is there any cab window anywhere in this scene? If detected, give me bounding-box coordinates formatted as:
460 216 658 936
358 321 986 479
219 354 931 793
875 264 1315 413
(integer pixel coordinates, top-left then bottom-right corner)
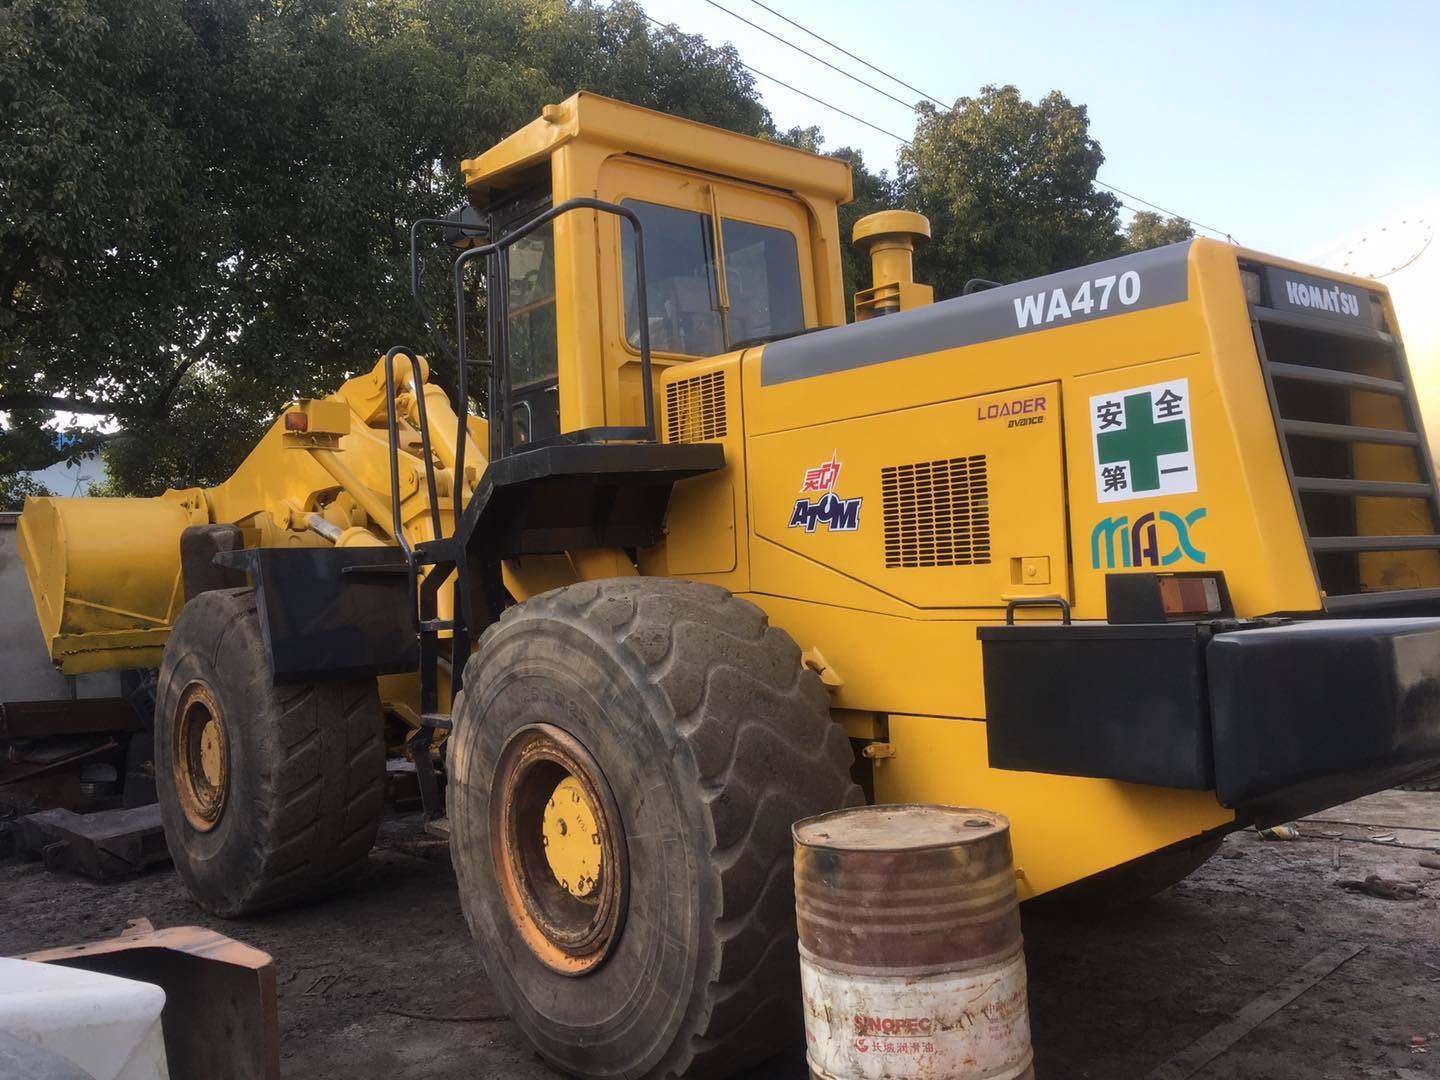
621 198 805 356
621 201 724 356
721 219 803 348
504 222 558 387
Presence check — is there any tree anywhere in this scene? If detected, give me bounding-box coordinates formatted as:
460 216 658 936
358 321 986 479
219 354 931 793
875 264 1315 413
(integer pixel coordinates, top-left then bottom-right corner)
1 0 771 493
898 85 1124 300
0 472 51 512
1123 210 1195 252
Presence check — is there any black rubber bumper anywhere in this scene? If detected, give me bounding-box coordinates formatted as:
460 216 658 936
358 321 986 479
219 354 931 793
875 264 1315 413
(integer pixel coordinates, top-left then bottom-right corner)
979 617 1440 824
1208 618 1440 820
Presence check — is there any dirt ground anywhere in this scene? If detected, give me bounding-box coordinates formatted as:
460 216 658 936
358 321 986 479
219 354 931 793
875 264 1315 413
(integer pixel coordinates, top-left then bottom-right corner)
3 789 1438 1080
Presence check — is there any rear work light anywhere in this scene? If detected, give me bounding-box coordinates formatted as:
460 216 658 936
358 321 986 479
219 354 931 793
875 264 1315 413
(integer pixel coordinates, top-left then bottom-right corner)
1106 572 1234 624
1239 268 1263 305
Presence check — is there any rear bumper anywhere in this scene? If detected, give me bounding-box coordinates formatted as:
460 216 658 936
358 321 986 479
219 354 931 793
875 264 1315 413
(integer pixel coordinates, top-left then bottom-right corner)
979 617 1440 824
1207 618 1440 819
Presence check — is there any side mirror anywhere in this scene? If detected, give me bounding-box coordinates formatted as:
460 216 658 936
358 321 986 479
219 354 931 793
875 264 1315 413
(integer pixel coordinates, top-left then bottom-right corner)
442 204 489 249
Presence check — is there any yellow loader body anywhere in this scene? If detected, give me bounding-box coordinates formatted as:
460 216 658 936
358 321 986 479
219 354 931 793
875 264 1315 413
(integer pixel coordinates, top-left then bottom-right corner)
18 93 1440 901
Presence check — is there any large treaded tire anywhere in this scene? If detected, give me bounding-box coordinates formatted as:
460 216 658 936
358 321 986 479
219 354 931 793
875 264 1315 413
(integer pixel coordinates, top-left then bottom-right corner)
1399 771 1440 792
448 578 861 1079
154 588 385 917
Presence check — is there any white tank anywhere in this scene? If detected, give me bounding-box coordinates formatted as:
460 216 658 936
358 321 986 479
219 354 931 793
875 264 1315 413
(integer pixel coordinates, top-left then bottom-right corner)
1311 201 1440 465
0 958 170 1080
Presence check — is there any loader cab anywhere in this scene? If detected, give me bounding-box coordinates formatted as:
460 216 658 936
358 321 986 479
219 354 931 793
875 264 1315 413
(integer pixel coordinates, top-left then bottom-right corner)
460 93 853 454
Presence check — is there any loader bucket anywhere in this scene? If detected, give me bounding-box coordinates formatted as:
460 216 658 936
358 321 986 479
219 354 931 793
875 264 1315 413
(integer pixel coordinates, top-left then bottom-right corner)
17 494 202 674
22 919 281 1080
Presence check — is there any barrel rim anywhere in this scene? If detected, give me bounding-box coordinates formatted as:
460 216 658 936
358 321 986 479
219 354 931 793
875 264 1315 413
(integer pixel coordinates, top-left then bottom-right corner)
792 802 1011 853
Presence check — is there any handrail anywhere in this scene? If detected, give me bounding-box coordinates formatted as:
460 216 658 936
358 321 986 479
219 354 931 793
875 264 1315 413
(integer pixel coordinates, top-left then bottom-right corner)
450 197 657 529
380 345 443 563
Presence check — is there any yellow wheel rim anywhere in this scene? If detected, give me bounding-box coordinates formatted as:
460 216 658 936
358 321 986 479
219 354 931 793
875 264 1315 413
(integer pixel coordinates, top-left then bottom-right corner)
174 682 229 832
491 724 627 976
543 776 603 900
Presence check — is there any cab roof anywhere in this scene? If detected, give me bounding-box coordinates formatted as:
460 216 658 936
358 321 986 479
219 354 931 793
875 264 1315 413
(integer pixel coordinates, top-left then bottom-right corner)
460 92 854 206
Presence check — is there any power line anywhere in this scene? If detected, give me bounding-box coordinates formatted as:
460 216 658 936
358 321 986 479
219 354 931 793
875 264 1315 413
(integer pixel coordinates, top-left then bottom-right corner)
734 1 1235 240
740 0 950 109
701 0 918 113
1092 180 1233 241
643 2 1236 241
641 12 914 144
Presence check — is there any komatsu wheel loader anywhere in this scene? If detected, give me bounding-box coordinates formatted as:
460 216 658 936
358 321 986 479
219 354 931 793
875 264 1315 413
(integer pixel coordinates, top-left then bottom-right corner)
17 94 1440 1078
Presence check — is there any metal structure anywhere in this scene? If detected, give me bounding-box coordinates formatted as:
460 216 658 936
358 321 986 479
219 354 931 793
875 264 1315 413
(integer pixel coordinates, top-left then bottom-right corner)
14 93 1440 1077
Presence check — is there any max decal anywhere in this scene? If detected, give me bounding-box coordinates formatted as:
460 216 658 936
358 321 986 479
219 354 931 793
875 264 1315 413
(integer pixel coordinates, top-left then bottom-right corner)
790 453 862 533
1091 507 1207 569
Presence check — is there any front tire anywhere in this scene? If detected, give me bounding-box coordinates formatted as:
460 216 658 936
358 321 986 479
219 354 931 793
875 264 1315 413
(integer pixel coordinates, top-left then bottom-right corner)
448 578 860 1079
154 588 385 917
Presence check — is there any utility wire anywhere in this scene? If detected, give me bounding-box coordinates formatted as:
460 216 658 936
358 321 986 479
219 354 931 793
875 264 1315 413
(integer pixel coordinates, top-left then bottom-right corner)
738 1 1234 240
701 0 919 113
641 12 914 144
646 2 1236 241
1092 180 1233 241
741 0 950 109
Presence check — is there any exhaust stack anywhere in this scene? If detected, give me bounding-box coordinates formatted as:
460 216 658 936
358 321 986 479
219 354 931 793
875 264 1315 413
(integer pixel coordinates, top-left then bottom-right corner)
852 210 933 320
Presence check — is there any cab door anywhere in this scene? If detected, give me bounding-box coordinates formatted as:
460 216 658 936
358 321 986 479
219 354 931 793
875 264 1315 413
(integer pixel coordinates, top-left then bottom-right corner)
594 158 819 424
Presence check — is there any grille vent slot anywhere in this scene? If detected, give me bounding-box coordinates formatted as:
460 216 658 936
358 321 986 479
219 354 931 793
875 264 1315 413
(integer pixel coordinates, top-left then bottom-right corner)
1248 277 1440 608
882 455 991 568
665 371 727 443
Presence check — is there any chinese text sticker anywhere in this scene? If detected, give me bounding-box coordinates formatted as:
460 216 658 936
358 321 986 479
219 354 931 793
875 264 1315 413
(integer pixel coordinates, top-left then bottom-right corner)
1090 378 1197 503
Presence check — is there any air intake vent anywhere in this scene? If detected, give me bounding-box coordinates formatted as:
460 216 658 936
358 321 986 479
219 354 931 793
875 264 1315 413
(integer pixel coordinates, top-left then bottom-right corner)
882 455 991 568
665 371 727 443
1248 272 1440 609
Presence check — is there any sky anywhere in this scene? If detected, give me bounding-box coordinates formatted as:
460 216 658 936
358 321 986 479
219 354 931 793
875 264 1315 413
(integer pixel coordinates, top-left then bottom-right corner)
640 0 1440 257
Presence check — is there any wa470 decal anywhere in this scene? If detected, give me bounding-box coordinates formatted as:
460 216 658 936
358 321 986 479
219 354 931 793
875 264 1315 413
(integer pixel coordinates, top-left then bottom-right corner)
789 453 862 533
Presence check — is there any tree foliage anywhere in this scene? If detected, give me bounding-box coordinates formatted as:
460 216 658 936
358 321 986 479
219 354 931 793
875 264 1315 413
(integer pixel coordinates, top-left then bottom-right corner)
899 85 1125 300
0 471 49 512
3 8 1199 496
1 0 768 493
1123 210 1196 252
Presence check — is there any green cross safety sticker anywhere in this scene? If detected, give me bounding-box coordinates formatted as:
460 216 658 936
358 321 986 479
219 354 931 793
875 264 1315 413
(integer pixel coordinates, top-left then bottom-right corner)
1090 378 1197 503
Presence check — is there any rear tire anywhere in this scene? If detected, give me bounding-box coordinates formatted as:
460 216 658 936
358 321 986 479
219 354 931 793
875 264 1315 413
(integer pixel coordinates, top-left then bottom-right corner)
1399 771 1440 792
154 588 385 917
448 577 861 1079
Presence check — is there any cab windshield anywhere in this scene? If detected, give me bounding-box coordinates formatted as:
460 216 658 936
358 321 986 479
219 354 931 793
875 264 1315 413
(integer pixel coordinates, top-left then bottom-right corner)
621 199 804 356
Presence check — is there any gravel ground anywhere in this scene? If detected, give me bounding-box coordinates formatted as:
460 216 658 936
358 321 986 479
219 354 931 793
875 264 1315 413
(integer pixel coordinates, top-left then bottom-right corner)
3 789 1437 1079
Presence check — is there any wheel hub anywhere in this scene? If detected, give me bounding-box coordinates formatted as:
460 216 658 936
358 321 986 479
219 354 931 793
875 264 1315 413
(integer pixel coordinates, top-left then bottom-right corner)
174 682 229 832
492 724 627 975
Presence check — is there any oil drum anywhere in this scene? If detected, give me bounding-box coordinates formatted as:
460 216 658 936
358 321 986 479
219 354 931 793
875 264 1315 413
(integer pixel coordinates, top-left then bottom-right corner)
793 804 1034 1080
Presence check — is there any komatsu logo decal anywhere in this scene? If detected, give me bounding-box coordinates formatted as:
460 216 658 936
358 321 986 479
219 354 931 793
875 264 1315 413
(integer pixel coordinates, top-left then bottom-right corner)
1091 507 1208 569
1283 279 1362 318
789 453 862 533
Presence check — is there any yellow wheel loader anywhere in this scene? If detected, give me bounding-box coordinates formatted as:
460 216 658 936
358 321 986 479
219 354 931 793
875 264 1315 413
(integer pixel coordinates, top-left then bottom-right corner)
18 93 1440 1077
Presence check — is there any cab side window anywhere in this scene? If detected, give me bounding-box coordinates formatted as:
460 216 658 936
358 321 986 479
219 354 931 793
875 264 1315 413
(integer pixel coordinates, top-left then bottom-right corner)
721 220 803 348
620 198 806 356
621 201 724 356
504 222 558 388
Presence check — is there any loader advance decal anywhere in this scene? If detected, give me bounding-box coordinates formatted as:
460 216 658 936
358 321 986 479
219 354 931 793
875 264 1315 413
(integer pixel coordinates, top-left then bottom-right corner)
1090 378 1197 503
790 454 862 533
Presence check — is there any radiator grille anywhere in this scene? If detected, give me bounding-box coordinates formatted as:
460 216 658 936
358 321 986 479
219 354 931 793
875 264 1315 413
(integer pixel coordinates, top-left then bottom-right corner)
665 371 727 443
881 455 991 568
1249 272 1440 609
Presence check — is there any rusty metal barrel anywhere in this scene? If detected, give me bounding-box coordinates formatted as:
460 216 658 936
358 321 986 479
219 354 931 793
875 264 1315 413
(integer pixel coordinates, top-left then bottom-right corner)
793 804 1034 1080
